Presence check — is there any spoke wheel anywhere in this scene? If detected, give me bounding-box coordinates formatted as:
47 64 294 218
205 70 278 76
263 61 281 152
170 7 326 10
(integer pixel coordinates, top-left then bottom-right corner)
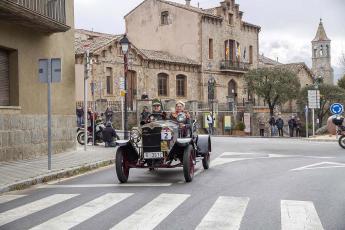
183 145 195 182
115 148 130 183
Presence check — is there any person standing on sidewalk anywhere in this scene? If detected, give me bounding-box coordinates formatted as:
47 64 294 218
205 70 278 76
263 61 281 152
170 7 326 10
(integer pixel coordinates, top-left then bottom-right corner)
207 113 214 135
258 117 265 137
276 116 284 137
76 105 84 127
288 116 296 137
295 117 302 137
105 106 114 123
269 116 276 136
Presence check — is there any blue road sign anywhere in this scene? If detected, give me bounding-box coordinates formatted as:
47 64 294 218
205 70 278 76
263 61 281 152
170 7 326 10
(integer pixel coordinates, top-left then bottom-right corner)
330 103 344 115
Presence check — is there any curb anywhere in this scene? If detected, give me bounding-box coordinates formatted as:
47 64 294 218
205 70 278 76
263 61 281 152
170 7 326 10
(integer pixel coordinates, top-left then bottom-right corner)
0 159 115 194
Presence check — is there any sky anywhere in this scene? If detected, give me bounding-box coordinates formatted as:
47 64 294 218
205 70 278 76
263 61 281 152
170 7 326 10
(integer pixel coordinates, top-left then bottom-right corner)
75 0 345 80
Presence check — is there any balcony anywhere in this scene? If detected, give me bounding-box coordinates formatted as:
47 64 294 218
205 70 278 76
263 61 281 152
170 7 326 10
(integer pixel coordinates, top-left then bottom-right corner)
0 0 70 33
220 60 250 73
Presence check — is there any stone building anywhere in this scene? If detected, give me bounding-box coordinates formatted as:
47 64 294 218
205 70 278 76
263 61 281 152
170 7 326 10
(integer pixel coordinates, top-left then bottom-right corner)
0 0 75 161
311 19 334 85
125 0 260 104
75 29 201 111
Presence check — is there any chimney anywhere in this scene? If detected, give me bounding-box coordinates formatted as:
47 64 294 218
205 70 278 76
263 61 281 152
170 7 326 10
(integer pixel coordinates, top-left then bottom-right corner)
186 0 191 6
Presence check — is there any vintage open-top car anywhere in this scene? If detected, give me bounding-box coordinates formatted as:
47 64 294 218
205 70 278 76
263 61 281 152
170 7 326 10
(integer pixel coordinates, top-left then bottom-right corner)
115 111 211 183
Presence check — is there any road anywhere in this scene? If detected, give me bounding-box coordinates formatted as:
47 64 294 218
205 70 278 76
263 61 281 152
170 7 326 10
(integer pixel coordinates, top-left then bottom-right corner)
1 137 345 230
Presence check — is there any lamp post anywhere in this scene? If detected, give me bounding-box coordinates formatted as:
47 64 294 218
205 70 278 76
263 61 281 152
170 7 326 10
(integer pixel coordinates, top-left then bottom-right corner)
120 35 130 140
208 76 216 134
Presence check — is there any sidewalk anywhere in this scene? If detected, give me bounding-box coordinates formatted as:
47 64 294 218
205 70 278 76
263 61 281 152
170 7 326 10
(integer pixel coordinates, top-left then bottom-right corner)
0 145 116 194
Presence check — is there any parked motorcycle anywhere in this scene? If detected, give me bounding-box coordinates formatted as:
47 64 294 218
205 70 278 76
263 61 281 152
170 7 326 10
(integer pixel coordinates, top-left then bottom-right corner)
332 115 345 149
77 120 105 145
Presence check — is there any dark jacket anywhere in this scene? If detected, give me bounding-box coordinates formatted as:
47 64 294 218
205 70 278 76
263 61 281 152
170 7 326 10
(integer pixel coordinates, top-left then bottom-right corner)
276 118 284 129
269 117 276 126
140 111 150 125
288 119 296 128
76 108 84 117
102 126 117 142
105 108 113 119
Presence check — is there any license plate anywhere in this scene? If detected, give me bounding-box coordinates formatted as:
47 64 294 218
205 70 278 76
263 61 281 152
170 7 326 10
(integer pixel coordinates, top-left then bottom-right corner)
161 131 172 140
144 152 164 159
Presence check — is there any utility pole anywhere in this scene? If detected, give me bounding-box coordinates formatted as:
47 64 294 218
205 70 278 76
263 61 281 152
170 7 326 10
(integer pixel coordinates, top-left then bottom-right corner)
84 50 90 150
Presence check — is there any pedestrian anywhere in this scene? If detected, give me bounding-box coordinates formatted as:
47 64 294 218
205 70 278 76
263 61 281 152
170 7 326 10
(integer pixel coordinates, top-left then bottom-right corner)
141 92 149 100
207 113 214 135
105 106 114 123
276 115 284 137
295 117 302 137
288 116 296 137
102 121 118 147
268 116 276 136
76 105 84 127
140 106 150 125
258 117 265 137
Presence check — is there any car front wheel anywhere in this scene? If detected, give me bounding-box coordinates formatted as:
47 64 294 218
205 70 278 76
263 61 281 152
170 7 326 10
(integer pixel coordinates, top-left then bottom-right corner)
183 145 195 182
115 148 130 183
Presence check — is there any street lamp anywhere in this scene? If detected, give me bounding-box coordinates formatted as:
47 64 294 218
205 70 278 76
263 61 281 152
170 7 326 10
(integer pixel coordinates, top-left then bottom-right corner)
120 35 130 140
208 76 216 133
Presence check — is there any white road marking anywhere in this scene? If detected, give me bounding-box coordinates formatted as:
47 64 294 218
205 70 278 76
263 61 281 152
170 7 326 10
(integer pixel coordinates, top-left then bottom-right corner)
281 200 324 230
111 193 190 230
211 158 251 167
196 196 249 230
0 194 78 226
30 193 133 230
0 195 26 204
38 183 172 188
291 162 345 171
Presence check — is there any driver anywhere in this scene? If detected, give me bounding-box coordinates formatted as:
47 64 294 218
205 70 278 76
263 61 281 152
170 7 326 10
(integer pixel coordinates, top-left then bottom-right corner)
149 98 166 121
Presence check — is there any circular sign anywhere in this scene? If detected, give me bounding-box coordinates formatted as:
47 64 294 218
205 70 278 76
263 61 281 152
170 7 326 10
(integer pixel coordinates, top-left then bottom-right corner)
330 103 344 115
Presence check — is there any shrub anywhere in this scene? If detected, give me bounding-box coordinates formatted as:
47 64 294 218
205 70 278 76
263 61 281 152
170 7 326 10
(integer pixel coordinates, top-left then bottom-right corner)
235 122 245 131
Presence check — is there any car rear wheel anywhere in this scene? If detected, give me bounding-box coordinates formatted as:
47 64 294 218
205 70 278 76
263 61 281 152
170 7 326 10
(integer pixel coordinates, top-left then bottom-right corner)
183 145 195 182
115 148 130 183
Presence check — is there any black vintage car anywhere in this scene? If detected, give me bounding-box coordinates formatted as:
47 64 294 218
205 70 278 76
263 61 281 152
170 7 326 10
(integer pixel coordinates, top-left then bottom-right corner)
115 112 211 183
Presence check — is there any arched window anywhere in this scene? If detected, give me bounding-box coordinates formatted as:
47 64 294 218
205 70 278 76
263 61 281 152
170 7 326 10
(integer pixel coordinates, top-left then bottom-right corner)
228 80 237 102
176 75 186 97
326 45 329 56
158 73 168 96
320 45 323 56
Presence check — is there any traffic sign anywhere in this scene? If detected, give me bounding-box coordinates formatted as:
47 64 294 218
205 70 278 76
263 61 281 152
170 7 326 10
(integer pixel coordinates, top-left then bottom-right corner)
330 103 344 115
308 90 320 109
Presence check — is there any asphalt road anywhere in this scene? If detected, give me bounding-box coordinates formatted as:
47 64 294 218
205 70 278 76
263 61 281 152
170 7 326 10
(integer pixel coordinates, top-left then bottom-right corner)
1 137 345 230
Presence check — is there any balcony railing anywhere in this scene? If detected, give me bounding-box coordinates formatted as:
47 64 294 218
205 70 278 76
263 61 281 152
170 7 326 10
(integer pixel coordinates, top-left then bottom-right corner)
220 60 250 72
8 0 66 24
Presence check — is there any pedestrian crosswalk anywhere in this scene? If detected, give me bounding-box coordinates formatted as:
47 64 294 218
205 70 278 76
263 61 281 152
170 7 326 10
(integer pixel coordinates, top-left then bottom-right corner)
0 193 325 230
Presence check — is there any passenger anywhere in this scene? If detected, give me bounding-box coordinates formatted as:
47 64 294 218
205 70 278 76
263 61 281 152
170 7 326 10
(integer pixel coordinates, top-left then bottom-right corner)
170 101 191 137
140 106 150 125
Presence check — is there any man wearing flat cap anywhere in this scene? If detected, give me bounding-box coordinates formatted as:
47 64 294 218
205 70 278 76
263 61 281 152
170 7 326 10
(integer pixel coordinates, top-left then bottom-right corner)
149 98 166 121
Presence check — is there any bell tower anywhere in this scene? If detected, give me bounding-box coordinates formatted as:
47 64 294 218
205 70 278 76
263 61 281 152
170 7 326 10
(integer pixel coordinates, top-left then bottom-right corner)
311 19 334 85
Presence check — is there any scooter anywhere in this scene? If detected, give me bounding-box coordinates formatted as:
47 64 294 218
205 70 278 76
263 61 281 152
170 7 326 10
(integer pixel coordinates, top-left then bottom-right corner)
332 115 345 149
77 120 105 145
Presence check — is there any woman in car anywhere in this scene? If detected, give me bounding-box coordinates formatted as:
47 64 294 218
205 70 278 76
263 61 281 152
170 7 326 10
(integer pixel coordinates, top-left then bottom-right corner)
170 101 191 137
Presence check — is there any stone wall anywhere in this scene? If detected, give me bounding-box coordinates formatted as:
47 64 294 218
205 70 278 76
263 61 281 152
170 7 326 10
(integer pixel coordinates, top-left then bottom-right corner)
0 114 75 162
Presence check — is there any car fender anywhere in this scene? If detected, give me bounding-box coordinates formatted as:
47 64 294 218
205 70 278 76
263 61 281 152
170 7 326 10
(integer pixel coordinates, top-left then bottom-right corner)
115 140 139 162
176 138 192 147
196 135 211 154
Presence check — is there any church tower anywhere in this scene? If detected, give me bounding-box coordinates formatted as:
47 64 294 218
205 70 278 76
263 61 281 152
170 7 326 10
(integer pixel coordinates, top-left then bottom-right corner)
311 19 334 85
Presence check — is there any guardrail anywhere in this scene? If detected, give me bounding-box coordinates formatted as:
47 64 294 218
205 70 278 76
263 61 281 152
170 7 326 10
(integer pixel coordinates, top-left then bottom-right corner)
220 60 250 71
8 0 66 24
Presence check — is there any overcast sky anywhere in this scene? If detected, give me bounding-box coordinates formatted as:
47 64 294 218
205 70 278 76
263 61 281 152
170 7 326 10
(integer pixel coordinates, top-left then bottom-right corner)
75 0 345 79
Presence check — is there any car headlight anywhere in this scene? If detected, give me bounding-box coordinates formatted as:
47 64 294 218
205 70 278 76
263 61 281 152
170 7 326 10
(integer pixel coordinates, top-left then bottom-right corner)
130 129 141 143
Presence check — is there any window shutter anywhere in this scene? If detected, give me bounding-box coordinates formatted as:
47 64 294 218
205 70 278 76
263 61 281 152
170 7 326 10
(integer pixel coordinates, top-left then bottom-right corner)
0 49 9 106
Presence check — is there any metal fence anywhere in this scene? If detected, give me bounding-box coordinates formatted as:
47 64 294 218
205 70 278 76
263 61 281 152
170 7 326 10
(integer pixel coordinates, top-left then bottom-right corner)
76 101 122 112
8 0 66 24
